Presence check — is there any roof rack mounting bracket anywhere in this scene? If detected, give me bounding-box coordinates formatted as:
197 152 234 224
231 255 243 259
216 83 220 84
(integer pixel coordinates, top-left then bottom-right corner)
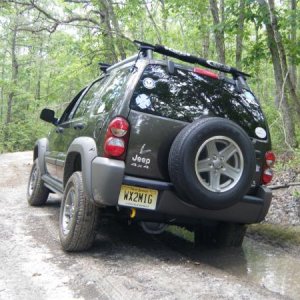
98 63 111 73
167 60 175 75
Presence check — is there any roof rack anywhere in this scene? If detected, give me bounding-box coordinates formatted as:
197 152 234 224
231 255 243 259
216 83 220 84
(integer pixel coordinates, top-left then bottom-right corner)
133 40 250 79
106 54 139 72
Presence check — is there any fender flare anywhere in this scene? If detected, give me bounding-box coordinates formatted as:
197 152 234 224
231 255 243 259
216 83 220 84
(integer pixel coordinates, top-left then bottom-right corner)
34 138 49 175
65 137 98 200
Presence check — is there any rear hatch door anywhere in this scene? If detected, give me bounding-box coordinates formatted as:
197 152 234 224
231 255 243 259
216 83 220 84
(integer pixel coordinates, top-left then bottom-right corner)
125 63 269 182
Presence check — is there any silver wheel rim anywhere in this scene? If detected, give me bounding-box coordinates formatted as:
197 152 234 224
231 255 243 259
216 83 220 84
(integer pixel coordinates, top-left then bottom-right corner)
195 136 244 193
62 187 76 235
28 164 38 196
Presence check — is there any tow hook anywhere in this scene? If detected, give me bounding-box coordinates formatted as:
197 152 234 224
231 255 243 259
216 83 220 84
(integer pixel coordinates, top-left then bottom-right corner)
130 208 136 219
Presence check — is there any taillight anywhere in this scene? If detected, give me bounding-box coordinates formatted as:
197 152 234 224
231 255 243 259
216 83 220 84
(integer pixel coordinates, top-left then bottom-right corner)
265 151 276 167
261 151 276 184
108 117 129 137
104 117 129 159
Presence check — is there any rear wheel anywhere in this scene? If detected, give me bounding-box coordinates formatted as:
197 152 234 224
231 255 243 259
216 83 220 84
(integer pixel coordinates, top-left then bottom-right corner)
27 159 49 206
59 171 98 252
194 222 247 247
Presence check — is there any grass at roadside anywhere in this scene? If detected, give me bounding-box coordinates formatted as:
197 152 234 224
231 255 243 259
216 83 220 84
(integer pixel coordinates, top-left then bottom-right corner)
167 226 194 242
168 224 300 247
248 224 300 246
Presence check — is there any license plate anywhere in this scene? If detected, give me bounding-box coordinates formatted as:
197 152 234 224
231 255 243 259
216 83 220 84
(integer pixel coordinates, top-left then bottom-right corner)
118 185 158 210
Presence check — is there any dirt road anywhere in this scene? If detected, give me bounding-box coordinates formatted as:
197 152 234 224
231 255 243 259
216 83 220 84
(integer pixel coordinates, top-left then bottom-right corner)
1 152 299 299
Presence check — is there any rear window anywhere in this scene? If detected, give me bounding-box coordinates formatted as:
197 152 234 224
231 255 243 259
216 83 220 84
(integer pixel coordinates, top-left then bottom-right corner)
130 64 262 124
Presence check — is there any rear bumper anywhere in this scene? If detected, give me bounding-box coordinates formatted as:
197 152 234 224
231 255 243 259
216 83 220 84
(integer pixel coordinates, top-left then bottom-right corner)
123 176 272 224
91 157 272 224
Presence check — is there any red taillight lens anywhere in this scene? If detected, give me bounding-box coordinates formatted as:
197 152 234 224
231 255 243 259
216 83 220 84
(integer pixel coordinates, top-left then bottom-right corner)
104 117 129 159
262 168 273 184
109 117 129 137
104 137 125 157
261 151 276 184
265 151 276 167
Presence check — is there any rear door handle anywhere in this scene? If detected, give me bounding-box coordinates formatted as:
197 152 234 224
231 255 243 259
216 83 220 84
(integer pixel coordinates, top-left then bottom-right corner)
74 123 85 130
55 127 64 133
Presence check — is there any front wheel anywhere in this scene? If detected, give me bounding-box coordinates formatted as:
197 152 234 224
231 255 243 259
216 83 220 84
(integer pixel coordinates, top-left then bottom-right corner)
27 159 49 206
59 171 98 252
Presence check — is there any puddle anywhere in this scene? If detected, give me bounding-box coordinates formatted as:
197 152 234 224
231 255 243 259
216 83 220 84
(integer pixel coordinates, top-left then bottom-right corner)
165 227 300 299
196 238 300 299
242 239 300 299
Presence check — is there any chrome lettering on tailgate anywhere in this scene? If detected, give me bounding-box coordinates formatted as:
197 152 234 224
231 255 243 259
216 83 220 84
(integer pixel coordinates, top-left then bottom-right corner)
131 144 152 169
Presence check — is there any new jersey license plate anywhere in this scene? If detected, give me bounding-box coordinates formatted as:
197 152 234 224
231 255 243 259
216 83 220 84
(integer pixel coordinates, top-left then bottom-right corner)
118 185 158 210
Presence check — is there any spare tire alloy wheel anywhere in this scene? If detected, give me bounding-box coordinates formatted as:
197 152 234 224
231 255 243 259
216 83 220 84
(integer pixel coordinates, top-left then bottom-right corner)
195 136 244 193
168 117 256 210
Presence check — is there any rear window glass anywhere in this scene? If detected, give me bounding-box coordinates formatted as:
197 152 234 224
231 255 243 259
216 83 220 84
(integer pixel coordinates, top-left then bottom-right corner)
130 64 262 124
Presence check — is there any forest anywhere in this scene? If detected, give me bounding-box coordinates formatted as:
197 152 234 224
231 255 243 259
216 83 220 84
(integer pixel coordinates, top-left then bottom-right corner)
0 0 299 156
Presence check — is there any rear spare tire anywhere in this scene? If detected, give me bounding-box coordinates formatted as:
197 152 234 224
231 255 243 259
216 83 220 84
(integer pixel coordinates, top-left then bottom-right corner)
168 117 255 210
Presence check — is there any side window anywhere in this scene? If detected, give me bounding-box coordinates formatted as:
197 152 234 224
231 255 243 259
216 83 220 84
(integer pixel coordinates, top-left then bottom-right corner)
58 87 87 124
93 68 130 115
73 79 104 119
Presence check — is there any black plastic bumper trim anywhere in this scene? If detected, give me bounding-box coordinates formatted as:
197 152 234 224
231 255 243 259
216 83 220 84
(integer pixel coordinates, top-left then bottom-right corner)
123 176 173 190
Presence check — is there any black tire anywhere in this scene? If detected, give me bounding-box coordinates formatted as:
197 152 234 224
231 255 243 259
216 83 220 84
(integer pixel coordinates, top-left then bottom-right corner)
27 159 49 206
168 117 255 210
59 171 98 252
195 222 247 247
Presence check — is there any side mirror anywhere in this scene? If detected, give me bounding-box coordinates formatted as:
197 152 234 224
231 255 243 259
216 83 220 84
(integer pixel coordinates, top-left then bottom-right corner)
40 108 58 125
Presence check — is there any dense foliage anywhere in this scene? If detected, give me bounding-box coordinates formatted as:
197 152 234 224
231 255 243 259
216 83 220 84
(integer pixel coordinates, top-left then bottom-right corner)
0 0 299 153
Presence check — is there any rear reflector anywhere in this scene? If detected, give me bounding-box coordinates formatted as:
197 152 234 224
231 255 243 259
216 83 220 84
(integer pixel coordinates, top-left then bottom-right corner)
104 137 125 157
193 67 219 79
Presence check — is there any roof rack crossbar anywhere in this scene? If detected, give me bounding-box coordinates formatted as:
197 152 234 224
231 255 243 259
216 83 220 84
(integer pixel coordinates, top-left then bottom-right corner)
134 40 250 78
106 54 139 72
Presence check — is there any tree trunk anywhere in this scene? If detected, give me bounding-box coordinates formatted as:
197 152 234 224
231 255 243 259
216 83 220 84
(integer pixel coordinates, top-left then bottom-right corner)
143 0 162 44
256 0 297 147
267 0 300 118
159 0 167 33
235 0 245 69
35 39 44 102
209 0 226 64
99 0 118 63
202 30 210 59
6 21 18 125
289 0 297 89
106 0 126 60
